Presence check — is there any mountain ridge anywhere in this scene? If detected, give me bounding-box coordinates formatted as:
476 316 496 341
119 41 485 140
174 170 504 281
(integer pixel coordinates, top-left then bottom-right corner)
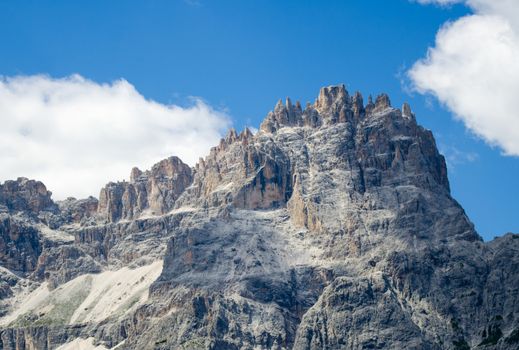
0 85 517 350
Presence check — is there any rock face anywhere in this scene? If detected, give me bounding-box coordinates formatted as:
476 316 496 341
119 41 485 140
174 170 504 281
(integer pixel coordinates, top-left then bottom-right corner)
0 215 41 274
97 156 193 222
0 178 57 215
178 127 292 210
0 85 518 350
57 197 98 224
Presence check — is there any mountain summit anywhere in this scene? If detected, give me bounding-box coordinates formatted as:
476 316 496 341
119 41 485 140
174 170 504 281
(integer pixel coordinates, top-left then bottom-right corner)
0 85 518 350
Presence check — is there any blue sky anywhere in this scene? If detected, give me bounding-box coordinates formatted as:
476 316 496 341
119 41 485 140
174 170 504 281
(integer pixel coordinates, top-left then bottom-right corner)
0 0 517 240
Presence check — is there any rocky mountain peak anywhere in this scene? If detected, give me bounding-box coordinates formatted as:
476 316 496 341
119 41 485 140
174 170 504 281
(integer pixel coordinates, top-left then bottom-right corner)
239 127 254 141
213 127 254 154
352 91 364 117
402 102 415 120
0 177 57 215
260 85 416 134
180 85 453 237
225 128 238 143
97 156 193 222
129 166 143 183
373 93 391 113
0 84 517 350
315 84 349 112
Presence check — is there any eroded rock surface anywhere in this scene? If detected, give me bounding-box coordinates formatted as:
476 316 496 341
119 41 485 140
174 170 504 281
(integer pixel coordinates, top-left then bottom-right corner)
0 85 517 350
97 156 193 222
0 178 57 215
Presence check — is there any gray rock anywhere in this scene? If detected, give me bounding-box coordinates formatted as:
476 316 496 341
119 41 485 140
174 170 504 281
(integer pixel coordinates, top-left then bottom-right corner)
97 156 193 222
0 85 517 350
0 214 41 274
0 178 58 215
57 196 98 224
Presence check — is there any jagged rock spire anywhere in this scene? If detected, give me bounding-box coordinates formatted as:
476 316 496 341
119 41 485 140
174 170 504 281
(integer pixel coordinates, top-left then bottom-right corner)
130 167 143 183
239 127 253 140
226 128 238 143
373 93 391 113
352 91 364 118
365 95 375 115
402 102 415 120
315 84 349 112
286 97 303 125
259 85 417 133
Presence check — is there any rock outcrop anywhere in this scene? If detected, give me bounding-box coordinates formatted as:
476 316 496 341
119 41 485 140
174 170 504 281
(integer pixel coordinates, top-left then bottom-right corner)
0 178 57 215
178 127 292 210
97 156 193 222
57 197 98 224
0 85 517 350
0 215 41 274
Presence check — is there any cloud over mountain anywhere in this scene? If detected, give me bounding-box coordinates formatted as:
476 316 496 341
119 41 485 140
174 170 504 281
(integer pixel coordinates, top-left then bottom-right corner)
410 0 519 156
0 75 231 199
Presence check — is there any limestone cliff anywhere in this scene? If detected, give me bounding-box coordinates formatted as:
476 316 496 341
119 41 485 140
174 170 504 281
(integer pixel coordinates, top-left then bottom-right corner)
97 156 193 222
0 85 517 350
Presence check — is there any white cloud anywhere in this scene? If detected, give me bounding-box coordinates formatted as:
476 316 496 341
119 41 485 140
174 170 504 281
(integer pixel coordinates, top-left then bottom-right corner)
439 144 479 169
414 0 463 6
0 75 231 199
409 0 519 156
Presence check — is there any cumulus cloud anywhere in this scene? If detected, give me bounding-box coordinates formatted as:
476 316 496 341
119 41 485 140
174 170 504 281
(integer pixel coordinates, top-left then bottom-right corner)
0 75 231 199
409 0 519 156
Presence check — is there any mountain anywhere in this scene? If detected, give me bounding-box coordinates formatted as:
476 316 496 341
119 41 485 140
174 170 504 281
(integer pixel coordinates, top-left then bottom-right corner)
0 85 518 350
